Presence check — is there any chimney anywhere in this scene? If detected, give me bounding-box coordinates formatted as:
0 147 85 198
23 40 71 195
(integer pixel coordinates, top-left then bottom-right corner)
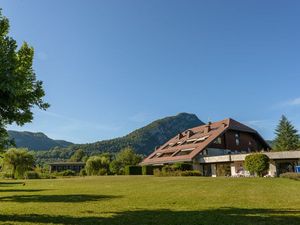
186 130 193 138
177 133 183 139
204 124 211 133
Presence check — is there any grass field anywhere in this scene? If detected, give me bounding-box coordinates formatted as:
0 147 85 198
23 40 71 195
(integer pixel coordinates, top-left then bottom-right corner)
0 176 300 225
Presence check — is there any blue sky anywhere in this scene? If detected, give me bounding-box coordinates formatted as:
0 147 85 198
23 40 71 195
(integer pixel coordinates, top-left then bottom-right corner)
2 0 300 143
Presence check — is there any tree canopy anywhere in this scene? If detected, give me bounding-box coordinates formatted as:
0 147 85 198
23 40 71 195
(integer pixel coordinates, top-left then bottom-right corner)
85 155 110 176
2 148 34 178
0 10 49 150
244 153 269 177
274 115 300 151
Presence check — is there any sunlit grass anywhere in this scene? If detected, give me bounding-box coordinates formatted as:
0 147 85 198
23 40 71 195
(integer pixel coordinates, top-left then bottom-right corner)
0 176 299 224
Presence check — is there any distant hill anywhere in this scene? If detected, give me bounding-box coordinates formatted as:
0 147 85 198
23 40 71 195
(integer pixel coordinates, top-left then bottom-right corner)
8 131 73 151
34 113 204 163
77 112 204 155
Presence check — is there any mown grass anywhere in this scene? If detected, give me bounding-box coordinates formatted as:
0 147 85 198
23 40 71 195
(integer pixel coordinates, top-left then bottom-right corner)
0 176 300 225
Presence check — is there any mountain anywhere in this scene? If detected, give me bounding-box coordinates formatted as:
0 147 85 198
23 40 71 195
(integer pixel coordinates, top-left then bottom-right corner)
78 112 204 155
34 113 204 163
8 131 73 151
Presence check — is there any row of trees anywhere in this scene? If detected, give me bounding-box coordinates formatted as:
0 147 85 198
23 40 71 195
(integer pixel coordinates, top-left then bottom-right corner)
0 147 142 179
80 148 141 175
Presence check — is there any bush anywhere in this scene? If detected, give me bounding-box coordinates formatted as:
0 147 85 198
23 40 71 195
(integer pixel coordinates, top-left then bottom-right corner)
245 153 269 177
39 173 56 179
153 168 201 177
57 170 76 176
125 165 142 175
98 168 107 176
181 170 202 176
0 171 12 179
142 165 153 175
172 163 192 171
162 165 173 174
280 172 300 181
79 168 87 176
153 168 162 176
24 171 40 179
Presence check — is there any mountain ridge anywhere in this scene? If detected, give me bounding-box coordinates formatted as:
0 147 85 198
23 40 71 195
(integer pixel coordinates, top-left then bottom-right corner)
8 130 73 151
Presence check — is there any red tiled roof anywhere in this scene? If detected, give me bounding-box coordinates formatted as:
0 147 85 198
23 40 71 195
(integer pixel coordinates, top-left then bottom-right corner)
140 118 269 165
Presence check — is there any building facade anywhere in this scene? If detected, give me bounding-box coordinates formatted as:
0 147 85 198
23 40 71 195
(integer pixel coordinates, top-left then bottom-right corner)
49 162 85 173
141 118 300 176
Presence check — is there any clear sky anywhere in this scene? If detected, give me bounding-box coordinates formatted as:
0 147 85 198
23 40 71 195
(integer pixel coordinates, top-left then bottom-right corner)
2 0 300 143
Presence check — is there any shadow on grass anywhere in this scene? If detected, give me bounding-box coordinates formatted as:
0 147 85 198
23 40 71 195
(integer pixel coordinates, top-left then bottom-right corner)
0 194 120 203
0 189 50 193
0 182 24 187
0 208 300 225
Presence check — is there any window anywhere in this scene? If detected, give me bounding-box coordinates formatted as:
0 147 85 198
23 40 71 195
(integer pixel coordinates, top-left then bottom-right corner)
194 135 209 143
214 137 222 144
175 148 195 156
235 133 240 146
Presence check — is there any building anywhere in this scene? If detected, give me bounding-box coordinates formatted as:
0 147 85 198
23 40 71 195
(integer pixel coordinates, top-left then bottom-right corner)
49 162 85 173
141 118 300 177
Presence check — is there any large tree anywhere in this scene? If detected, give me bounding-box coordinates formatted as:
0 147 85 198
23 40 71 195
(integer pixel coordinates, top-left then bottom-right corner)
2 148 34 179
274 115 300 151
0 10 49 150
109 147 142 174
85 155 110 176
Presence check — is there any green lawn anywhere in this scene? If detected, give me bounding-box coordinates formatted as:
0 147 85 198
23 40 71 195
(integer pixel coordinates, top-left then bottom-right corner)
0 176 299 225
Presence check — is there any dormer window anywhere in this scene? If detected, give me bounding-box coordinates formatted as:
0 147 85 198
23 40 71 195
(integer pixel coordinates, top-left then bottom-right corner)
214 137 222 144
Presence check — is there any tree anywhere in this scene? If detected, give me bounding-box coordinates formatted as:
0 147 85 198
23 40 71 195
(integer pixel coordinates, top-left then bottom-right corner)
69 149 85 162
85 155 110 176
0 10 49 151
244 153 269 177
115 147 142 166
2 148 34 178
109 147 142 174
274 115 300 151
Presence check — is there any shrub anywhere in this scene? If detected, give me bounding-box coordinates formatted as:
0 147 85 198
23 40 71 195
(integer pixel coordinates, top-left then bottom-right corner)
57 170 76 176
280 172 300 181
125 165 142 175
162 165 173 174
0 171 12 179
172 163 192 171
153 168 162 176
142 165 153 175
39 173 56 179
79 168 87 176
24 171 40 179
245 153 269 177
99 168 107 176
181 170 202 176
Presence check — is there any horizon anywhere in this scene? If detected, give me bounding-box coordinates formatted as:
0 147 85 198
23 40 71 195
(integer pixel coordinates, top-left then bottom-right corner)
3 1 300 143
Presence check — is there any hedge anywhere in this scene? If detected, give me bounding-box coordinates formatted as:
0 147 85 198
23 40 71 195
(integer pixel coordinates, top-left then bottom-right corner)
57 170 76 176
172 162 192 171
24 171 40 179
125 165 142 175
280 172 300 181
142 165 153 175
180 170 202 176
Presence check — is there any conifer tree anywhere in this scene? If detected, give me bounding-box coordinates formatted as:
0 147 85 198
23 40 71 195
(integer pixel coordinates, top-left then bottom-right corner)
274 115 300 151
